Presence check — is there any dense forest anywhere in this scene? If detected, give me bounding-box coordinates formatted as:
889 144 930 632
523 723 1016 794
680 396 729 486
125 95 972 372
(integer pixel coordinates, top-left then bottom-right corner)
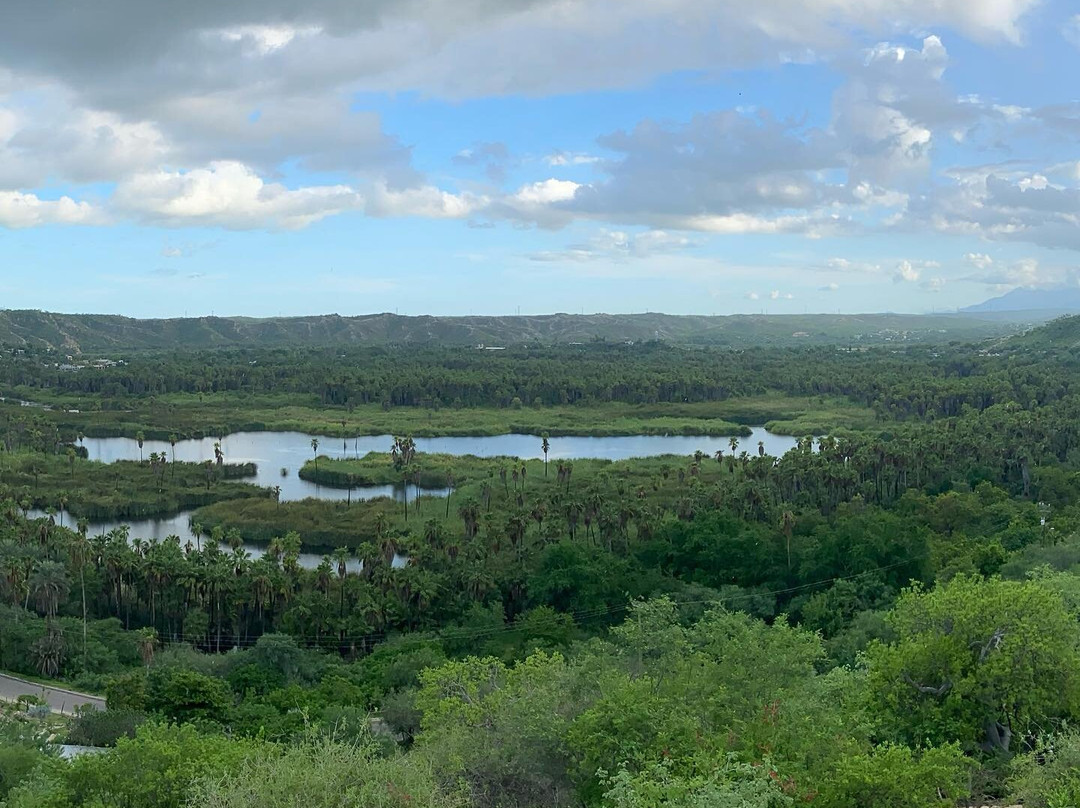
4 318 1080 806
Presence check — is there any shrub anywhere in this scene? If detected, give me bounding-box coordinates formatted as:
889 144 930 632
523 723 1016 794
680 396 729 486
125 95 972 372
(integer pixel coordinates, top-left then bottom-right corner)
1009 731 1080 808
66 709 147 747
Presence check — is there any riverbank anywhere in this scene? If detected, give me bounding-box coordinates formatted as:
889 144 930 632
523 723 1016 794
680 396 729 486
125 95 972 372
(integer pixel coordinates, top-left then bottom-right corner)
299 451 484 489
3 392 876 441
0 455 269 521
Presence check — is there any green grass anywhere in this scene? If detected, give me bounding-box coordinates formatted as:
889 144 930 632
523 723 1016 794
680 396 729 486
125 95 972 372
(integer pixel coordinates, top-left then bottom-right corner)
18 392 875 441
0 452 270 521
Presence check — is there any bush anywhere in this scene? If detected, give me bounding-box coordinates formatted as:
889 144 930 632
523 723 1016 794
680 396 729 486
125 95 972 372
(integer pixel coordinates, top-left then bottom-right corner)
59 722 263 808
815 744 972 808
0 744 48 801
1009 731 1080 808
66 709 147 747
191 736 452 808
145 668 233 725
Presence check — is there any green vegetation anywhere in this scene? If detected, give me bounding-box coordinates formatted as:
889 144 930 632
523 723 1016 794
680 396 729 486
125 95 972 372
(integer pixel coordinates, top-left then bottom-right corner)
0 453 265 522
8 316 1080 805
0 309 1031 352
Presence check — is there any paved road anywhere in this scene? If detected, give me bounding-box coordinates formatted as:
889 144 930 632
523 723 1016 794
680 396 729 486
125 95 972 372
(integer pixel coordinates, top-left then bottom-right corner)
0 673 105 714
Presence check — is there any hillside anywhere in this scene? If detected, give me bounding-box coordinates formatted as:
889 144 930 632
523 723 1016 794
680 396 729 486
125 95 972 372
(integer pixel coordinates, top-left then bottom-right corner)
963 285 1080 314
0 309 1043 353
1008 314 1080 351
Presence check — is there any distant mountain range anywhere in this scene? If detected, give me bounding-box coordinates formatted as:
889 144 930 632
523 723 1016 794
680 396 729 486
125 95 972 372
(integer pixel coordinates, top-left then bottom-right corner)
962 286 1080 314
0 309 1056 353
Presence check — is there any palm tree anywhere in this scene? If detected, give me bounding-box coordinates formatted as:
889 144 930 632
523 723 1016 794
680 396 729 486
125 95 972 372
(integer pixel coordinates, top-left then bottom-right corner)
29 560 70 621
331 546 350 640
136 431 145 462
136 627 158 667
541 433 550 476
169 434 178 480
780 510 796 572
66 447 76 480
310 437 320 476
458 498 481 539
70 524 91 665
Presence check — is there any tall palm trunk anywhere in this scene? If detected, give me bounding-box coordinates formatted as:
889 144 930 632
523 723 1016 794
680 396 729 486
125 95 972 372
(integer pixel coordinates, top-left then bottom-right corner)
80 566 87 666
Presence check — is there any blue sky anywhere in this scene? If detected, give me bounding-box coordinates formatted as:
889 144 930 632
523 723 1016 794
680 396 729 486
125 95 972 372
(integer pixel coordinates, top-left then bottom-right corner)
0 0 1078 317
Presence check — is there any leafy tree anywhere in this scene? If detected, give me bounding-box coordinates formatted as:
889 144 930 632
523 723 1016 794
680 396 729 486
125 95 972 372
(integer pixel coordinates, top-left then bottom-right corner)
866 575 1080 752
145 668 234 725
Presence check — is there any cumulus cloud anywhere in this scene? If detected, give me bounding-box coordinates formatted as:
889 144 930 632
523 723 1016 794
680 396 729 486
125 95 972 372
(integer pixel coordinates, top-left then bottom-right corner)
889 262 941 283
0 0 1040 116
913 165 1080 250
365 182 482 219
963 252 994 269
513 178 580 205
832 36 950 189
962 257 1045 286
0 0 1057 244
0 191 100 228
112 161 362 229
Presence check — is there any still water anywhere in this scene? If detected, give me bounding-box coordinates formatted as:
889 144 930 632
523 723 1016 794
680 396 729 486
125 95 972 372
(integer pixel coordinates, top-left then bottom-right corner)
52 427 799 568
28 508 403 573
80 427 798 498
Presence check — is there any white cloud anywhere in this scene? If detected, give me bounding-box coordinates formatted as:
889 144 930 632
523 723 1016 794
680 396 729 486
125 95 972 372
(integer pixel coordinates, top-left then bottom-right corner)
921 276 946 291
365 183 481 219
963 257 1045 286
112 161 362 229
963 252 994 269
745 291 760 300
1064 15 1080 48
546 151 600 167
915 165 1080 250
894 259 921 282
823 257 884 274
821 282 841 291
0 191 100 228
212 24 323 56
528 228 697 262
513 179 581 205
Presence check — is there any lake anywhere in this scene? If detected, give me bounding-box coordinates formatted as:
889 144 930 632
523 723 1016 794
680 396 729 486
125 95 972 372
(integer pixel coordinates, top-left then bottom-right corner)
79 427 799 501
28 508 404 573
53 427 800 567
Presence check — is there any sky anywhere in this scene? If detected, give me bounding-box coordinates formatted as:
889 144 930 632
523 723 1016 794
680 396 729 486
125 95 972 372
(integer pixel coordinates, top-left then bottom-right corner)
0 0 1078 318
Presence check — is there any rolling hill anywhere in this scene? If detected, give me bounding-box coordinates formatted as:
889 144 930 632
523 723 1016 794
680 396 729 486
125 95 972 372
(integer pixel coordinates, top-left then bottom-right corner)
0 309 1049 353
